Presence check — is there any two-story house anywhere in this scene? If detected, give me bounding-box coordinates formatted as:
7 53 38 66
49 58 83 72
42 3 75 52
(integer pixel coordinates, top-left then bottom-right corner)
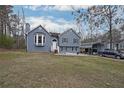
26 24 80 53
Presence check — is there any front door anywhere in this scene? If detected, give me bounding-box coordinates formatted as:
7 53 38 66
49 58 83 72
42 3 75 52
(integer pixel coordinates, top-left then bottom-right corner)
52 41 57 50
51 39 57 52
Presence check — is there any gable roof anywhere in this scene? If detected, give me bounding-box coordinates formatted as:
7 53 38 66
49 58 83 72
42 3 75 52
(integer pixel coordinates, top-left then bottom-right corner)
27 25 50 35
27 25 80 39
59 28 80 38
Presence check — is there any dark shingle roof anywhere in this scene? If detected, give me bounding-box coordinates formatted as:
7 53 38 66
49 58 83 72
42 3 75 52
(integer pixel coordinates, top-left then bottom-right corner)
49 32 60 38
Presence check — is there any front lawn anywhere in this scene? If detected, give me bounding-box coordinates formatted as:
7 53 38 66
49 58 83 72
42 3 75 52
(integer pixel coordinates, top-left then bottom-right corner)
0 51 124 87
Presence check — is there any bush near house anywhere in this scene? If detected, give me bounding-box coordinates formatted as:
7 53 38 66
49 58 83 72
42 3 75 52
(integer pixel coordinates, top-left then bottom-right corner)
13 36 26 49
0 35 15 49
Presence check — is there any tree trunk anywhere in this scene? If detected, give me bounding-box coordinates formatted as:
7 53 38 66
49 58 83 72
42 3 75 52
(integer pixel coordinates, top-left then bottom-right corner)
109 18 112 50
109 6 113 50
1 19 3 35
5 23 6 35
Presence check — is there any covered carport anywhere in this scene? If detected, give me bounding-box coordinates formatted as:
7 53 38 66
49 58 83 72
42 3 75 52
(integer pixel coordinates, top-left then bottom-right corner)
80 42 104 54
80 43 93 54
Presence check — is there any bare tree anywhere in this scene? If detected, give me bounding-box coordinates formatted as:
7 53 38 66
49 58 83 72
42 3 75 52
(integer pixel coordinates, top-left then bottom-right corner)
88 5 124 50
72 5 124 50
72 6 98 41
72 7 89 39
0 5 13 35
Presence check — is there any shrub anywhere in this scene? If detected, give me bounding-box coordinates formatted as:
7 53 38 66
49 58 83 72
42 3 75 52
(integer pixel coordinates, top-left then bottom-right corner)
0 35 15 49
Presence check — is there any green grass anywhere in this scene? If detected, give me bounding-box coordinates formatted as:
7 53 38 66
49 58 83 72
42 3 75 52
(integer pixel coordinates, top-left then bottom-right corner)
0 51 124 88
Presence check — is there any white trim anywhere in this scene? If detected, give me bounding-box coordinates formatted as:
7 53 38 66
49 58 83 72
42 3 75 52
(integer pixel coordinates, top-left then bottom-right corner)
34 35 36 45
36 34 39 45
34 33 45 46
42 34 44 46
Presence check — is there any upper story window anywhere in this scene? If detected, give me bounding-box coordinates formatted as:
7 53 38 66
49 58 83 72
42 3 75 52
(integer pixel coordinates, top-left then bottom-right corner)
73 38 79 44
62 38 68 43
34 33 45 46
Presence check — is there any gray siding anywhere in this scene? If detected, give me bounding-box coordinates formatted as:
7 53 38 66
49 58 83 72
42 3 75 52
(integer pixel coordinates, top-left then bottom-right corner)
27 26 80 53
59 29 80 53
59 46 80 53
27 26 52 52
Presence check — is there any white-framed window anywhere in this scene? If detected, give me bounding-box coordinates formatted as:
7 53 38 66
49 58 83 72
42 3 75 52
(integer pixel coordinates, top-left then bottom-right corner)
34 33 45 46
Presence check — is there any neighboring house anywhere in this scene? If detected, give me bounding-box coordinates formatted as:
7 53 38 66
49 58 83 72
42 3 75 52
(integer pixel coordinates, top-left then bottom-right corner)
80 41 123 54
118 31 124 51
104 42 120 51
26 25 80 53
118 39 124 51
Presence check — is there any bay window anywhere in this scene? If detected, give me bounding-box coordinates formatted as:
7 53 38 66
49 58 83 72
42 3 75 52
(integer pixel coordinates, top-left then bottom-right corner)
34 33 45 46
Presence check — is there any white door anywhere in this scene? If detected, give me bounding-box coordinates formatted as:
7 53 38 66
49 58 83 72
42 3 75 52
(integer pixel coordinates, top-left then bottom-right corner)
52 41 57 50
